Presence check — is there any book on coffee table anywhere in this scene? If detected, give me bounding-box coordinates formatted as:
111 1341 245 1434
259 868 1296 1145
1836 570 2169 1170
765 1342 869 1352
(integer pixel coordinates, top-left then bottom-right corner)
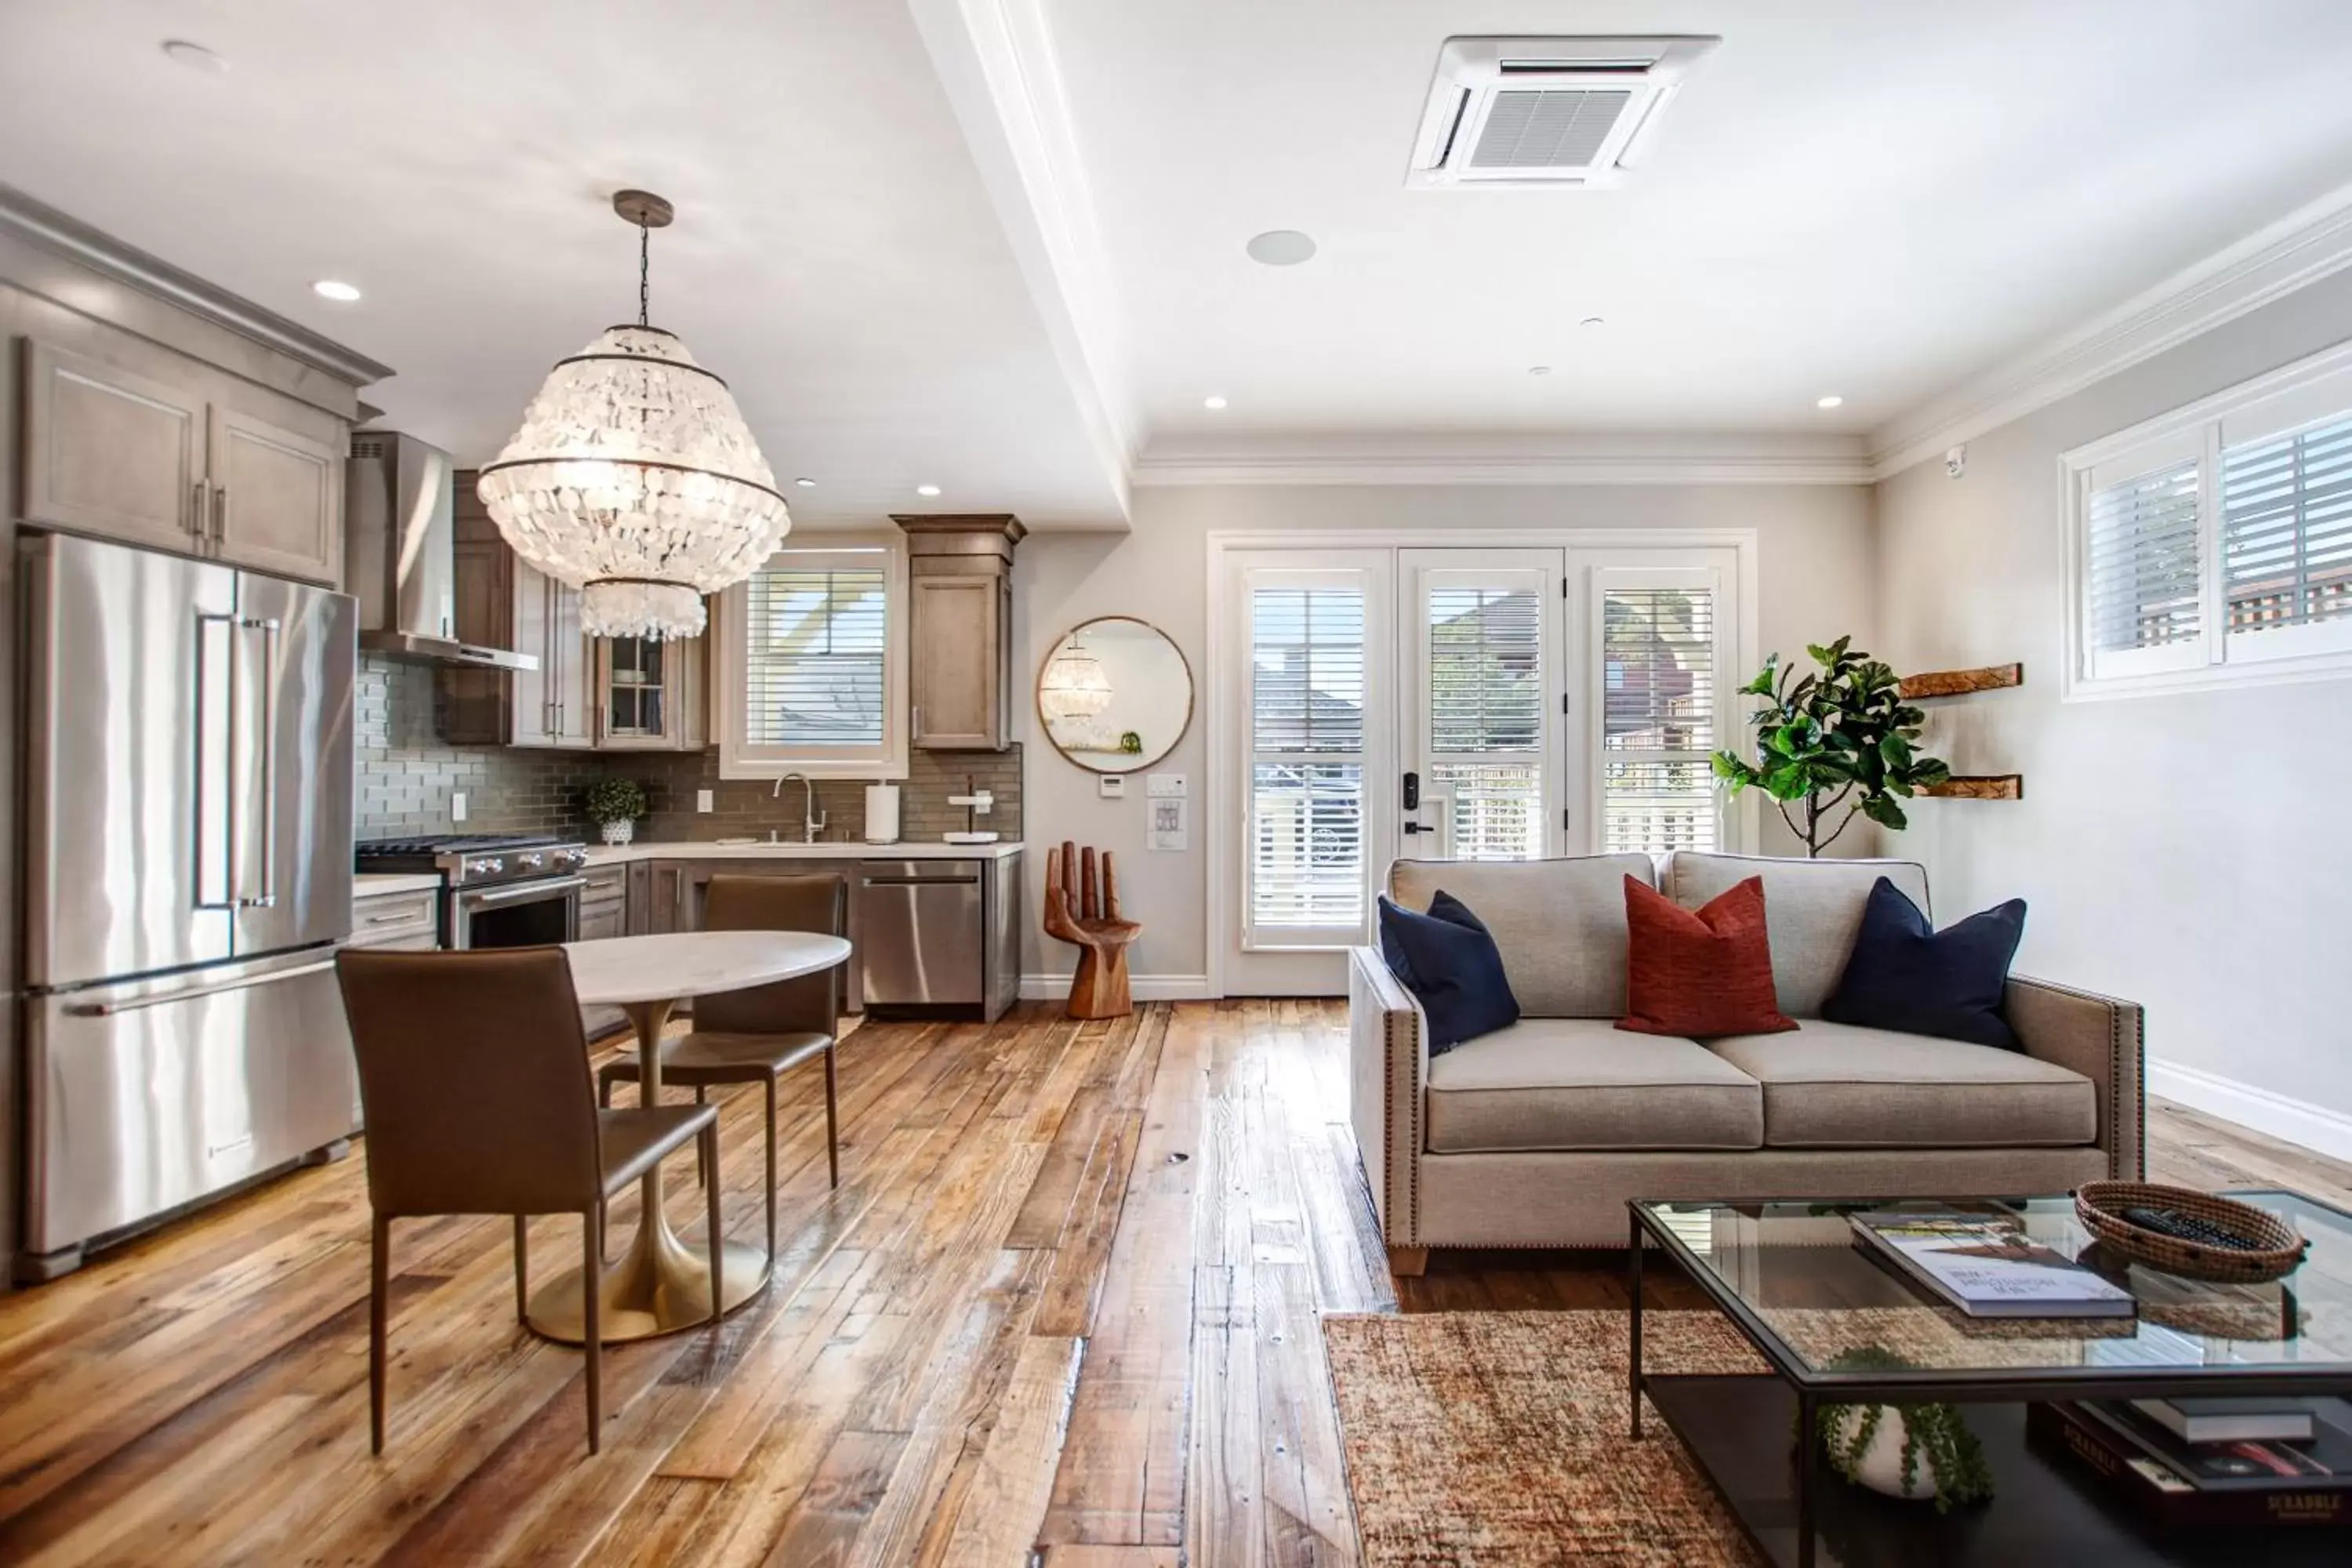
2028 1399 2352 1528
1851 1208 2136 1318
2133 1396 2318 1445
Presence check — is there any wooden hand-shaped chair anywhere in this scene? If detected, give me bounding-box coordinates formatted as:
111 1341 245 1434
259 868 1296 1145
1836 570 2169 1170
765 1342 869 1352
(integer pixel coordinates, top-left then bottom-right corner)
1044 840 1142 1018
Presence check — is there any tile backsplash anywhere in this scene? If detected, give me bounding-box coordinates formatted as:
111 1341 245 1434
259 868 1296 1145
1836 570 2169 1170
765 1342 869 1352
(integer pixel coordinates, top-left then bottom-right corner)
356 655 1022 843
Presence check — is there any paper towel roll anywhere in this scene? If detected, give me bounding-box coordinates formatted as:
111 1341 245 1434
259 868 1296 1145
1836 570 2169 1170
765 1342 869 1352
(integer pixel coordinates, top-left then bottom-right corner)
864 782 901 844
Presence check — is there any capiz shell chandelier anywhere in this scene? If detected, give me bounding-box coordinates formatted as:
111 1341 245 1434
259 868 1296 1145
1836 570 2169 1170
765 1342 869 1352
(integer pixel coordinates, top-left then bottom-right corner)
477 189 789 639
1039 636 1113 720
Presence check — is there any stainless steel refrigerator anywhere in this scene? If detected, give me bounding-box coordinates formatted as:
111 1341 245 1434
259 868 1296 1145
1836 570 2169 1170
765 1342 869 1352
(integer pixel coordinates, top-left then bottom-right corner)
17 531 359 1278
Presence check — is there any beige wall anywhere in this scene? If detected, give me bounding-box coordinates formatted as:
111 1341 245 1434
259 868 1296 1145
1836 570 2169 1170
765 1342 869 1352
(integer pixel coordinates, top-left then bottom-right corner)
1873 267 2352 1135
1012 481 1878 991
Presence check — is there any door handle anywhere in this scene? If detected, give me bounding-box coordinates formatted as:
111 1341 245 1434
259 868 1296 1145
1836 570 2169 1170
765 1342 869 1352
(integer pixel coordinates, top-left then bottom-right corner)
239 616 281 909
191 480 207 540
211 483 227 543
460 875 587 907
65 958 337 1017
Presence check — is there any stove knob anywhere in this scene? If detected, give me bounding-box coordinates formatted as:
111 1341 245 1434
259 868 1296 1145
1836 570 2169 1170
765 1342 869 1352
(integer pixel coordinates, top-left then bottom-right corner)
485 858 505 874
520 852 545 869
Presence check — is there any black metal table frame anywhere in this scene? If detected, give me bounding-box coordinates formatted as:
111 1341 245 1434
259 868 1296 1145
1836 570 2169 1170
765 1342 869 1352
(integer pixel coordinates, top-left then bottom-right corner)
1626 1193 2349 1568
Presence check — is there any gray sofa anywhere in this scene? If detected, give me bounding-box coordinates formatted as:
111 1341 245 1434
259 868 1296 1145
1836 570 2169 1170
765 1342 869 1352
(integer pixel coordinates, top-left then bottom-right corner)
1348 851 2144 1273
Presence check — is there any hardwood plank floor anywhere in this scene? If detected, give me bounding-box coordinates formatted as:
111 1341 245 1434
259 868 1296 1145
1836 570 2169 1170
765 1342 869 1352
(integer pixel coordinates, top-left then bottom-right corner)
0 999 2346 1566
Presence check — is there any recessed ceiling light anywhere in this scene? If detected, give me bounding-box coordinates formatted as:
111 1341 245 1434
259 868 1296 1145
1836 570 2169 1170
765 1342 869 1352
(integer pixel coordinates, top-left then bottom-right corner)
915 485 942 498
161 39 227 74
1203 394 1228 410
1527 365 1552 376
311 279 362 303
1816 394 1845 409
794 477 816 488
1580 315 1606 328
1245 230 1317 267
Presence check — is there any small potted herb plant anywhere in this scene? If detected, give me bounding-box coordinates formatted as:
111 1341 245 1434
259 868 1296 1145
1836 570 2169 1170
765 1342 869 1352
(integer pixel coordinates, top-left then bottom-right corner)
1813 1347 1994 1511
583 776 648 848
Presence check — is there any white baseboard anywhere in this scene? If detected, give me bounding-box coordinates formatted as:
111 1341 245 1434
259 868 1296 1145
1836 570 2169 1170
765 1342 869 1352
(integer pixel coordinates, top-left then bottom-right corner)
1019 971 1214 1002
2147 1056 2352 1165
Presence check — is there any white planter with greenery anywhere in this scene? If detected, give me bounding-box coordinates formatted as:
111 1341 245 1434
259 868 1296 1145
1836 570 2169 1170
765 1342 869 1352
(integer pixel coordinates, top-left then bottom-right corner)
583 777 648 849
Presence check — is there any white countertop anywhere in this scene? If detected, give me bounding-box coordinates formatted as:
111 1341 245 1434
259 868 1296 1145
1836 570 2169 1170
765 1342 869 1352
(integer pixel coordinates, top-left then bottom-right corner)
584 839 1025 866
566 930 851 1004
353 871 444 896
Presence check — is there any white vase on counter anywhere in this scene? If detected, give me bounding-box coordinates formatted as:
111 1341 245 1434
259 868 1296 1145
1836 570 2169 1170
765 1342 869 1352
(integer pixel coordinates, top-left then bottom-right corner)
601 818 635 847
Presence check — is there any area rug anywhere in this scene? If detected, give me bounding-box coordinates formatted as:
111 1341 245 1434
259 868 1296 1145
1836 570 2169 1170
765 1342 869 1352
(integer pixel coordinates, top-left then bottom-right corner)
1322 1309 1769 1566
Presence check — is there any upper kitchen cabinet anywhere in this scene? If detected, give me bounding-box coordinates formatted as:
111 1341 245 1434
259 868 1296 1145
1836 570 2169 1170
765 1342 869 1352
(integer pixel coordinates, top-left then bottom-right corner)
441 470 704 751
897 514 1023 751
17 334 347 586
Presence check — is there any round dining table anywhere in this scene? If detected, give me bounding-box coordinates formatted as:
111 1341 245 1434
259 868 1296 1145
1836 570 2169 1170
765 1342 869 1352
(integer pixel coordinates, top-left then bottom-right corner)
523 928 852 1345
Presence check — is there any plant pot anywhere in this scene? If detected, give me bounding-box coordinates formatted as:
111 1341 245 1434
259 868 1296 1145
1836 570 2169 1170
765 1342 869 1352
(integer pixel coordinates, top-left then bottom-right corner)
601 819 635 847
1826 1406 1938 1501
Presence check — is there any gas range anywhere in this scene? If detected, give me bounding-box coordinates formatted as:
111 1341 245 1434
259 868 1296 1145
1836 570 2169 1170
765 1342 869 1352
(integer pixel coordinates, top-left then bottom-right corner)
355 832 590 889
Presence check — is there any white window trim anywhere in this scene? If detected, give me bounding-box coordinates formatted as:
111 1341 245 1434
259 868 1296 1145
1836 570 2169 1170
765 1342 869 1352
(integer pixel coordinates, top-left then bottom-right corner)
1204 528 1759 998
2061 338 2352 702
712 536 910 779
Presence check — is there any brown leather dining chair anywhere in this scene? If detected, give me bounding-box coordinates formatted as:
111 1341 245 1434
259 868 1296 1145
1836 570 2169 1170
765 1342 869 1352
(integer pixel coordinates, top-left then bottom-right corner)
336 946 724 1456
598 873 846 1263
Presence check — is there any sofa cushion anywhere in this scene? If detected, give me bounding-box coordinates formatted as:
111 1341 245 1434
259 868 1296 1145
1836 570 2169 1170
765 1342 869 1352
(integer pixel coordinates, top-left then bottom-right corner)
1823 877 2027 1050
1708 1021 2096 1149
1619 875 1797 1039
1666 852 1931 1018
1425 1017 1763 1153
1377 891 1519 1052
1392 854 1656 1018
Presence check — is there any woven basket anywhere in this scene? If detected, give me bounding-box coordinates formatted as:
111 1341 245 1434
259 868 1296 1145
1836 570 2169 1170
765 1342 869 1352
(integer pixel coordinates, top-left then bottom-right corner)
2074 1182 2309 1283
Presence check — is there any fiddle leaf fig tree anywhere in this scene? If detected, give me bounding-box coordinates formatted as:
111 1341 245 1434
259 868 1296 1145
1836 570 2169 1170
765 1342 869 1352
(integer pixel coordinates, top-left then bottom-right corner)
1711 637 1950 858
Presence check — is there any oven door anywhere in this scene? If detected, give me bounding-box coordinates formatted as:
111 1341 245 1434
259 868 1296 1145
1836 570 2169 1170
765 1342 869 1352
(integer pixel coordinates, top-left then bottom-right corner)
449 876 585 949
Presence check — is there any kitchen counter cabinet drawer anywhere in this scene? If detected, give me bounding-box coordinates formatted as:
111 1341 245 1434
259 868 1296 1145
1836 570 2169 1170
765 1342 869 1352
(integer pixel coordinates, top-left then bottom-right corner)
349 888 438 949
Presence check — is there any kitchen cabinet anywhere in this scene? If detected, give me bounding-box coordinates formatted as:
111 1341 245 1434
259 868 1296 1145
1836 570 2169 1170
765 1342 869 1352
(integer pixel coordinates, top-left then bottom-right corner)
347 887 439 952
898 514 1023 752
20 336 343 585
594 633 705 750
578 866 630 1041
440 474 702 751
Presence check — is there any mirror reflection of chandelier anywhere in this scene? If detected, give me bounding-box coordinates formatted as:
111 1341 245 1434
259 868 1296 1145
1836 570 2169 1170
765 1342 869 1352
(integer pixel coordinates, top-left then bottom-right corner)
1040 636 1112 720
477 189 790 641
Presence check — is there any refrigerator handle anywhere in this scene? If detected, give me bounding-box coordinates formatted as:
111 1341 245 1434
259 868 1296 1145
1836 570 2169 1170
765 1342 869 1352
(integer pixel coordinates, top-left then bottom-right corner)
64 957 338 1016
196 612 239 911
241 616 281 909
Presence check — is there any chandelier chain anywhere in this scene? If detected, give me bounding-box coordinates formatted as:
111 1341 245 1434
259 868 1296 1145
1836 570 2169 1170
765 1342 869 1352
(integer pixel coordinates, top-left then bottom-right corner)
637 220 650 328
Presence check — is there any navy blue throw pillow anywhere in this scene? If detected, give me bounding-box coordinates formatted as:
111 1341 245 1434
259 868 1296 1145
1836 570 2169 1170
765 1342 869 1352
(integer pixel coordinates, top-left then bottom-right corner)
1823 877 2027 1050
1377 891 1519 1054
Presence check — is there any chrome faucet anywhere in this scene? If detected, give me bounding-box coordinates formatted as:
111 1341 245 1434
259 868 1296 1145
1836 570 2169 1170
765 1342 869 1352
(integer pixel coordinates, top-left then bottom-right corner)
775 772 826 843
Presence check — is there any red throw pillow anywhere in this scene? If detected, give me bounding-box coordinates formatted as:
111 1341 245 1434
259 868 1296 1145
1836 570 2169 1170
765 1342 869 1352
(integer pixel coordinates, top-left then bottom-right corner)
1617 875 1797 1038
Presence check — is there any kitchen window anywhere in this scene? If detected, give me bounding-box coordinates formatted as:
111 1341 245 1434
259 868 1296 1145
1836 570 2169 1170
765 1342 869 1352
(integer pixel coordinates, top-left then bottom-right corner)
714 543 909 778
2064 347 2352 699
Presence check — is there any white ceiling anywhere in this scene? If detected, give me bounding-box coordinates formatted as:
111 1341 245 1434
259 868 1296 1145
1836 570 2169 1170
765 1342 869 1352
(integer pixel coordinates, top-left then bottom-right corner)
0 0 1129 528
1044 0 2352 452
8 1 2352 514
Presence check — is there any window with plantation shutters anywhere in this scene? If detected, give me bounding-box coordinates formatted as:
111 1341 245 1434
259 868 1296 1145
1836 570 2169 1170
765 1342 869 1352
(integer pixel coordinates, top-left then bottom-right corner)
717 545 906 777
2222 413 2352 653
1424 582 1545 860
1599 579 1719 855
2064 350 2352 697
1247 579 1370 942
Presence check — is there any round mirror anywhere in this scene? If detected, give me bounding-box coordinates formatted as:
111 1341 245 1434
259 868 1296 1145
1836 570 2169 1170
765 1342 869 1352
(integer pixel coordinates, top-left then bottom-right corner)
1037 616 1193 773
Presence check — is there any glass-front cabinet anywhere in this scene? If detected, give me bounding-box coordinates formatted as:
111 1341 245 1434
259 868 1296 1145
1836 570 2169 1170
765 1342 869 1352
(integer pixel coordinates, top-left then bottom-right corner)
594 633 706 750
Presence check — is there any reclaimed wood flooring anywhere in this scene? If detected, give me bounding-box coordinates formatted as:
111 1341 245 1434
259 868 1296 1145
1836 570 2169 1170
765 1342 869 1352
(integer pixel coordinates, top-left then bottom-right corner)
0 1000 2345 1565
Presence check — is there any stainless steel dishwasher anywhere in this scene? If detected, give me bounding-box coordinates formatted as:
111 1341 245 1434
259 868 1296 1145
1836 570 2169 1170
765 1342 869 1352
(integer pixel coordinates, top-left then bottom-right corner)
858 859 986 1011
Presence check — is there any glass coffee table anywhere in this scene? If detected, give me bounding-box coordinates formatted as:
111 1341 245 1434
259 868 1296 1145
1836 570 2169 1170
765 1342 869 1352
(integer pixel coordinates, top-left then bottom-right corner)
1628 1191 2352 1567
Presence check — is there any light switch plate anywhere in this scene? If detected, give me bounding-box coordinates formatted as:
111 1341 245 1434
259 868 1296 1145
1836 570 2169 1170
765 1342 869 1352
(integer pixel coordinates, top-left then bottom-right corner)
696 789 715 812
1149 797 1189 851
1148 771 1188 798
1098 775 1126 798
450 791 467 823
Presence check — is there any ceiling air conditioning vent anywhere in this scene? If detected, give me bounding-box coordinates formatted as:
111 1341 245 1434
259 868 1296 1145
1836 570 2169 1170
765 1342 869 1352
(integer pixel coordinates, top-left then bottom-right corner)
1409 35 1719 189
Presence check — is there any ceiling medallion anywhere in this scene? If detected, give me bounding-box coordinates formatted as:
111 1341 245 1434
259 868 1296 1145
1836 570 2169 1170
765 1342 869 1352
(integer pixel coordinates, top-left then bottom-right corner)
477 189 789 640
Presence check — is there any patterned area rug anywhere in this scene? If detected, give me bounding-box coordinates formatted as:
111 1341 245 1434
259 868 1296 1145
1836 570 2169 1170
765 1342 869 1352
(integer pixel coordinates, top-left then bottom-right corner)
1323 1309 1769 1566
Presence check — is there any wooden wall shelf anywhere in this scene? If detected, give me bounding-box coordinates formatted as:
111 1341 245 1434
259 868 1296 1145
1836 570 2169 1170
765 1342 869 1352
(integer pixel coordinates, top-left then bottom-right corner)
1899 663 2024 699
1921 775 2024 800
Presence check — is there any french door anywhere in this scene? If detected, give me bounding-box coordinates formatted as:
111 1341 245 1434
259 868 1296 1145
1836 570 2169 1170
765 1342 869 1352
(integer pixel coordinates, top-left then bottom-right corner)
1222 539 1743 994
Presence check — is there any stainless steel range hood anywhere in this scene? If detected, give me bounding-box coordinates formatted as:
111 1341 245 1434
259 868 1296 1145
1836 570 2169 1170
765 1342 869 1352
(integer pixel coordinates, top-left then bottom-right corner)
346 431 538 670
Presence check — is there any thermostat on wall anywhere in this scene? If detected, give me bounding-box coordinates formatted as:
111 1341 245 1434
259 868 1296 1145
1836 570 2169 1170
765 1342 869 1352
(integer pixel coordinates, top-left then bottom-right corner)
1098 775 1125 799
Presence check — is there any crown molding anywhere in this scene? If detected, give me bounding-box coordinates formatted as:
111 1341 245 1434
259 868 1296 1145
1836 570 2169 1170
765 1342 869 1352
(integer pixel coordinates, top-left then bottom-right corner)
1867 179 2352 481
909 0 1136 514
0 182 394 388
1133 431 1874 487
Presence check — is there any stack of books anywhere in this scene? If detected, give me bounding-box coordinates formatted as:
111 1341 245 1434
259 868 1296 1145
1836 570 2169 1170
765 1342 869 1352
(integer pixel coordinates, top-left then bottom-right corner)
1850 1209 2136 1319
2030 1397 2352 1527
